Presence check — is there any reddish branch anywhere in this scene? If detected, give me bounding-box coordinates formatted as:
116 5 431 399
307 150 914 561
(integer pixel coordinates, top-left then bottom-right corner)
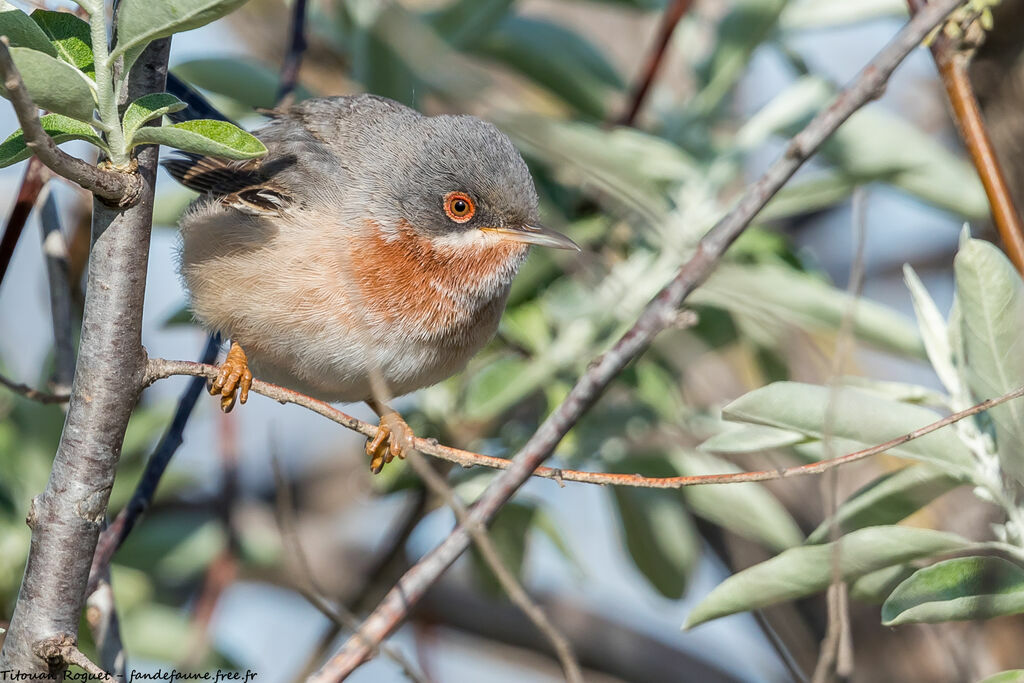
616 0 695 126
307 2 966 678
0 157 48 288
908 0 1024 273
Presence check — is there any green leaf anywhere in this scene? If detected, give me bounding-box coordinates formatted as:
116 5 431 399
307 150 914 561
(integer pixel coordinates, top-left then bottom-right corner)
904 265 959 395
685 526 970 628
850 563 916 603
612 485 699 599
882 556 1024 625
672 450 804 552
130 119 266 160
839 375 948 407
806 466 962 543
0 2 57 56
1 47 95 121
122 92 186 141
112 0 251 61
427 0 516 49
699 424 807 454
0 113 106 168
29 10 94 79
472 16 621 118
955 239 1024 484
722 382 976 474
173 57 313 110
979 671 1024 683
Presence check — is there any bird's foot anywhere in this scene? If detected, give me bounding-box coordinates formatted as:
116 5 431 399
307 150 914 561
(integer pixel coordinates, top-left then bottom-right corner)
210 341 252 413
366 411 413 474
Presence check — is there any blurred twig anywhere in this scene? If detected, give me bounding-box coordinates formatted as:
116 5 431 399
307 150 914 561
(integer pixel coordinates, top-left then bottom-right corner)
276 0 309 106
0 157 48 289
0 371 70 403
86 336 221 596
84 565 126 678
908 0 1024 274
38 188 76 395
268 456 430 683
145 358 1023 489
307 3 969 676
616 0 695 126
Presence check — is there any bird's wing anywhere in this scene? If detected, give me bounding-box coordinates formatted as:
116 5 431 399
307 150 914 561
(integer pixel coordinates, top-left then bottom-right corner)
162 152 294 216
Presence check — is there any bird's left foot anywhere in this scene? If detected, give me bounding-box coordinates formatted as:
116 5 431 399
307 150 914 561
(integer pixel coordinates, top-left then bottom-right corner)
210 341 253 413
365 408 414 474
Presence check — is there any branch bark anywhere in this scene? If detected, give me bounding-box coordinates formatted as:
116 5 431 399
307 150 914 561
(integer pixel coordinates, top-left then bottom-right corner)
311 2 965 678
907 0 1024 274
0 39 140 206
0 39 170 674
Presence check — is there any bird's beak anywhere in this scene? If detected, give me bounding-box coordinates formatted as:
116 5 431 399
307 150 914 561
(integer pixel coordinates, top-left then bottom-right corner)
479 224 580 251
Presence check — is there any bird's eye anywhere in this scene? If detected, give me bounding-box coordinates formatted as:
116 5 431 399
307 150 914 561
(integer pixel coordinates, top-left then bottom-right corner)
444 191 475 223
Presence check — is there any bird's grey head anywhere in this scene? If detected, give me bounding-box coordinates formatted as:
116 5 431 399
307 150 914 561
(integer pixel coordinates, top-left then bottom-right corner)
390 115 539 240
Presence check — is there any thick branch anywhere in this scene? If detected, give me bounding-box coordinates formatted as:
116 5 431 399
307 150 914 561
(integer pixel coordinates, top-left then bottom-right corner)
0 39 170 674
0 38 140 206
907 0 1024 274
313 2 966 678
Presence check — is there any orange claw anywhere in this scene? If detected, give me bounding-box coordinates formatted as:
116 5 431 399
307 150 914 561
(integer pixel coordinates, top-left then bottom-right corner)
210 341 253 413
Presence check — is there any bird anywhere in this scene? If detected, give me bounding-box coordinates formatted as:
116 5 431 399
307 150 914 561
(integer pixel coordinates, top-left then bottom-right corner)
164 94 579 473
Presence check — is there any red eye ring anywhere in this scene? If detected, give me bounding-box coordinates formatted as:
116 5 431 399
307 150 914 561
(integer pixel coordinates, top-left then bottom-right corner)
444 191 475 223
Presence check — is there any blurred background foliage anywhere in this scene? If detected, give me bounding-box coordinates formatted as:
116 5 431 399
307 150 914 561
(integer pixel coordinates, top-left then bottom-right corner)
4 0 1024 681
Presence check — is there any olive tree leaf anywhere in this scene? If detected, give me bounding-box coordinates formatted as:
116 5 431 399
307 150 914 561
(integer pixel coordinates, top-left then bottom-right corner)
1 47 96 121
979 671 1024 683
699 424 807 454
0 2 58 56
882 556 1024 625
612 485 699 599
850 564 916 604
173 57 314 110
122 93 186 141
955 239 1024 484
29 9 94 79
111 0 251 61
904 264 959 395
129 120 266 160
722 382 976 474
685 526 971 628
671 450 804 552
0 113 107 168
806 465 963 543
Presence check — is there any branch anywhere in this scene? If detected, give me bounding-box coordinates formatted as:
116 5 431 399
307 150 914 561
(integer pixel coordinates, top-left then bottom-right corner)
0 157 48 288
0 38 140 206
32 635 110 679
0 370 70 404
615 0 695 126
311 2 967 678
145 360 1024 486
276 0 308 106
38 188 76 394
0 38 171 673
906 0 1024 274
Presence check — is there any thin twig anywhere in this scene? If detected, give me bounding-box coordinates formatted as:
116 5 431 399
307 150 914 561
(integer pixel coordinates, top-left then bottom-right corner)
276 0 309 106
0 370 70 403
307 3 968 677
0 38 140 206
907 0 1024 273
268 456 430 683
400 448 583 683
84 564 126 679
145 358 1022 489
0 157 48 289
616 0 695 126
86 336 220 596
38 188 76 394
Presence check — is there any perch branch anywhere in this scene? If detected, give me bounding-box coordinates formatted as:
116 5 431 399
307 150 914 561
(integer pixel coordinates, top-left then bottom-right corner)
907 0 1024 273
309 2 967 678
144 360 1023 489
616 0 695 126
0 38 140 206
